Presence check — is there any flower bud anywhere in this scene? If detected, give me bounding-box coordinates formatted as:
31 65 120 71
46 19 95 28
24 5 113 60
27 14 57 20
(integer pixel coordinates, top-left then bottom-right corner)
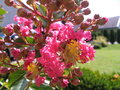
13 24 20 33
64 0 78 11
35 43 44 50
2 24 14 36
74 13 84 24
59 79 68 87
11 48 22 60
94 14 100 19
0 39 4 44
17 8 28 17
86 18 92 22
34 34 45 43
80 0 89 8
27 12 33 18
0 44 6 50
96 17 108 25
72 67 83 77
39 0 51 5
4 0 14 6
71 79 80 86
0 66 9 75
21 47 29 57
80 22 90 30
0 51 7 61
47 1 60 11
4 36 12 43
83 8 91 15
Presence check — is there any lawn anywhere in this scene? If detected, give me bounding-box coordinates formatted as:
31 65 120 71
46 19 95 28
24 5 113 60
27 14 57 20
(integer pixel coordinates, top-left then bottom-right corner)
78 44 120 74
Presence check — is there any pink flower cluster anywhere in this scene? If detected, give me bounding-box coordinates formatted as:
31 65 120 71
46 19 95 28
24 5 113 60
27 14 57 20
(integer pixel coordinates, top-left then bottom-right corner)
3 16 96 87
36 22 95 86
14 16 33 36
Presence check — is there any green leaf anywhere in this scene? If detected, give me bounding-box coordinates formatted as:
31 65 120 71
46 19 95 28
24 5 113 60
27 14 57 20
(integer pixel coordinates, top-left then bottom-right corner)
31 84 53 90
37 4 47 16
7 70 26 88
0 8 7 15
14 38 29 48
35 49 41 58
39 17 48 27
53 11 65 19
0 37 2 39
26 37 35 44
10 78 29 90
14 38 26 43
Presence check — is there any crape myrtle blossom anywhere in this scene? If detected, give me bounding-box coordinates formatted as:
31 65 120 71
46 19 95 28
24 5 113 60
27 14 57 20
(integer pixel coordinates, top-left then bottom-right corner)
13 16 33 36
2 16 96 87
36 21 95 86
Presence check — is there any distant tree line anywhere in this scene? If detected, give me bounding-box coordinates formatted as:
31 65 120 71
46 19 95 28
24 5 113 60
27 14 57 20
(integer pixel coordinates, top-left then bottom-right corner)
92 29 120 44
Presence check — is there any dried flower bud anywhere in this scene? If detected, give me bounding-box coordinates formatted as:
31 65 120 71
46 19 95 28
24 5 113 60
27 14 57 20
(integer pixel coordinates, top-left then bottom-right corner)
80 22 90 30
94 14 100 19
17 8 28 17
74 13 84 24
80 0 89 8
4 0 14 6
96 17 108 25
83 8 91 15
71 79 80 86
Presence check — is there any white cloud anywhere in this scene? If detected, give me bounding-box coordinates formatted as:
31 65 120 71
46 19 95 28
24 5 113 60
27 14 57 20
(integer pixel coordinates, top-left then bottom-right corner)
88 0 120 18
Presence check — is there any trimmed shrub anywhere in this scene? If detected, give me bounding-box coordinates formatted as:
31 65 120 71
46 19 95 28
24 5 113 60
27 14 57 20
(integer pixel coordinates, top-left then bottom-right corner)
65 68 120 90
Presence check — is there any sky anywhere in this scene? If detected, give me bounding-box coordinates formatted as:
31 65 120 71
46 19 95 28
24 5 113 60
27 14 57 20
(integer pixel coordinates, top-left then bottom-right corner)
88 0 120 18
22 0 120 18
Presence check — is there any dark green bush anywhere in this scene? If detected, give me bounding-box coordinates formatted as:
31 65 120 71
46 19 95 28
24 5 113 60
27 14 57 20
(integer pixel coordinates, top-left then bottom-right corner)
65 68 120 90
92 36 108 49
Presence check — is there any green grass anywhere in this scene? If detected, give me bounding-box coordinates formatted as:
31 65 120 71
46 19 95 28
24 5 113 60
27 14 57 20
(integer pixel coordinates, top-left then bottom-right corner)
78 44 120 74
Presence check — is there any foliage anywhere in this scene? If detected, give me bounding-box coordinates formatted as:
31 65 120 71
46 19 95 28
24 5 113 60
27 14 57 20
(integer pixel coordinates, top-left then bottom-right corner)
0 6 7 23
117 29 120 43
92 36 108 49
110 30 115 44
65 68 120 90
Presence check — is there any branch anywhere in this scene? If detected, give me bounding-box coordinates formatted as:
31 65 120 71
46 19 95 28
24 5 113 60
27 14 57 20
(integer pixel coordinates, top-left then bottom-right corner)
17 0 48 20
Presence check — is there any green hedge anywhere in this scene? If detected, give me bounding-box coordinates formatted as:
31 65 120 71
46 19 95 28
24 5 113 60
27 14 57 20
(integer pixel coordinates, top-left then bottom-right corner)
65 68 120 90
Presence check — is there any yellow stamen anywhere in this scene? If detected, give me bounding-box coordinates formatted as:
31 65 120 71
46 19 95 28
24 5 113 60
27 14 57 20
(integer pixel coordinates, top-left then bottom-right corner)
63 40 81 64
27 63 39 75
